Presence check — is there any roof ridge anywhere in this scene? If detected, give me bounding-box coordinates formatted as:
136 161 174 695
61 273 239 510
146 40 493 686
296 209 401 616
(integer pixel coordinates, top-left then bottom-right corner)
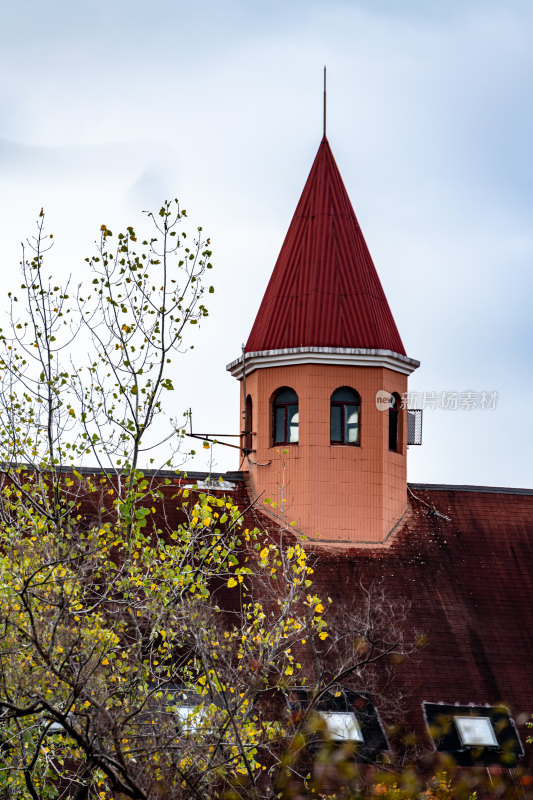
408 482 533 495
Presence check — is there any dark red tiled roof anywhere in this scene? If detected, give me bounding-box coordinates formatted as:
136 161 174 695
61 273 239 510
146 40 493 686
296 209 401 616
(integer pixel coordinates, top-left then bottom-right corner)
311 485 533 759
245 137 406 355
173 477 533 756
222 477 533 762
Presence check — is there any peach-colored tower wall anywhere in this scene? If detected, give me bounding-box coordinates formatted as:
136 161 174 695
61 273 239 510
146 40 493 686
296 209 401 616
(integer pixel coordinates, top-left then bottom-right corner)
240 363 408 545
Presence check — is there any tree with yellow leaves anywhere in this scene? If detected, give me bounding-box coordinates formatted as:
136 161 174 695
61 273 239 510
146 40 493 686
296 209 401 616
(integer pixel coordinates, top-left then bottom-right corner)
0 206 414 800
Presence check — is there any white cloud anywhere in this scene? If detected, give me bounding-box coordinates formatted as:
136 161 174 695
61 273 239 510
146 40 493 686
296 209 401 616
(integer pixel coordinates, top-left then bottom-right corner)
0 0 531 484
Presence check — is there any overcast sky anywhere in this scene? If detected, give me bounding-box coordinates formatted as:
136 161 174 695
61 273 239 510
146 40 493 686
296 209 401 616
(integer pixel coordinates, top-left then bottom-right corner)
0 0 532 488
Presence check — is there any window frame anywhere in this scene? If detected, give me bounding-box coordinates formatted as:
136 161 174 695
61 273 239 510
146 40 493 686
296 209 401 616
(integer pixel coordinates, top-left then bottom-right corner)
244 394 253 453
272 387 299 445
388 392 401 453
330 387 361 446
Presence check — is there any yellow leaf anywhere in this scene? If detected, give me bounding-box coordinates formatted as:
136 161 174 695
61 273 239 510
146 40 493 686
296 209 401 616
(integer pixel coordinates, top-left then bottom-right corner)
227 578 238 588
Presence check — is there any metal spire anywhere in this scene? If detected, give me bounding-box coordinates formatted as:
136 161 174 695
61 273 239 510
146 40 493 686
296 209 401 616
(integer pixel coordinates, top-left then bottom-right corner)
323 65 327 138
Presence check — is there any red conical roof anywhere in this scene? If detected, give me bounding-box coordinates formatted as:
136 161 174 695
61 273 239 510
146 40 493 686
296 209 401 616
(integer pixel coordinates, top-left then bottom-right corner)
245 138 406 356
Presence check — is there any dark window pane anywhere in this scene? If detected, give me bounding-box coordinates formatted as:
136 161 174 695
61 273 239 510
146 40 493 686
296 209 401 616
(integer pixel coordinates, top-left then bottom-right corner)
331 405 342 442
275 388 298 404
389 407 398 451
245 395 253 450
331 387 358 403
274 407 285 443
288 406 299 443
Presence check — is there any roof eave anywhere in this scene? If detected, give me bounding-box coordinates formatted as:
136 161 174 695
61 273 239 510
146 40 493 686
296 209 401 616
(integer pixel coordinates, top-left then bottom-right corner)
226 346 420 378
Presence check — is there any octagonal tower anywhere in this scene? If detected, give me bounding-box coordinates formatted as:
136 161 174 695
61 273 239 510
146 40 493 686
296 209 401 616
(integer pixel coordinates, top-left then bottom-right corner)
227 138 419 545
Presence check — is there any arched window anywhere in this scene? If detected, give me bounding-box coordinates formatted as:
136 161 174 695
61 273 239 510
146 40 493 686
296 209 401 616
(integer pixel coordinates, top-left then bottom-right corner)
389 392 401 452
273 387 299 444
244 394 253 452
330 387 360 445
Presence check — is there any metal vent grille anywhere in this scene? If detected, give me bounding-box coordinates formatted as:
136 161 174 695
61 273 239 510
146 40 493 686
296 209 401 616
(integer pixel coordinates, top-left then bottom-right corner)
407 409 423 445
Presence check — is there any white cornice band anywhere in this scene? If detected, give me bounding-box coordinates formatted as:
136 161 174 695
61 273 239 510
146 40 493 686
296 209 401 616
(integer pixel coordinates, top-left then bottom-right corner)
226 347 420 378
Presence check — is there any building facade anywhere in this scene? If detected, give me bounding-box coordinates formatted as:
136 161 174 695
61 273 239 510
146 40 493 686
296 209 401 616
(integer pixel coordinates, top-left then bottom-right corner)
223 136 533 769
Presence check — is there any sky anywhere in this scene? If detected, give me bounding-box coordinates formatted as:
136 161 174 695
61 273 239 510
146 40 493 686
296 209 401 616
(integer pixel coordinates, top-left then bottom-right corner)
0 0 532 488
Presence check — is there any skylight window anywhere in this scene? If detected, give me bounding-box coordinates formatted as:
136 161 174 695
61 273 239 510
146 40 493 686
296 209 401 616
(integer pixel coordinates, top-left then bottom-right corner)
318 711 364 742
44 712 73 735
423 702 524 767
455 716 498 747
290 689 388 761
176 704 208 733
47 718 68 735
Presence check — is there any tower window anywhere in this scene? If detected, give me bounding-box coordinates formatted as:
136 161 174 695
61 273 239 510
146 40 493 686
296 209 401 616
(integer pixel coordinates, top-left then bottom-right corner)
273 387 299 444
244 394 253 452
389 392 401 452
331 387 360 445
